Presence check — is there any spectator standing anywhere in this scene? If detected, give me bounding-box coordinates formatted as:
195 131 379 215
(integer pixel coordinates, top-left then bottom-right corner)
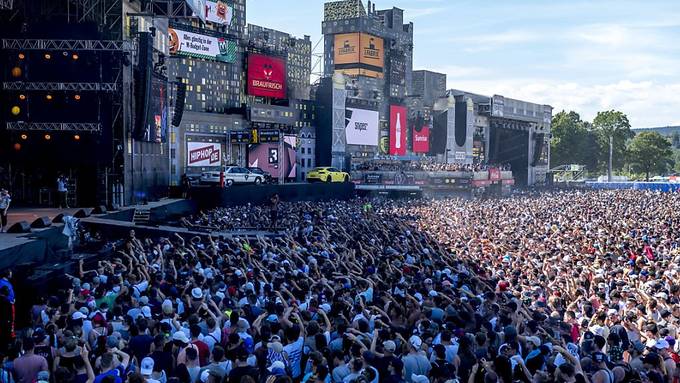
13 338 47 383
0 189 10 233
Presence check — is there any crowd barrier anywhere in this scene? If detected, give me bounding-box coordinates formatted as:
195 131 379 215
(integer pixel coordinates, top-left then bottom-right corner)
585 181 680 192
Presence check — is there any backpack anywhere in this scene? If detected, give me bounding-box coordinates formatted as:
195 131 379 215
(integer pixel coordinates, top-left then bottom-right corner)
615 363 642 383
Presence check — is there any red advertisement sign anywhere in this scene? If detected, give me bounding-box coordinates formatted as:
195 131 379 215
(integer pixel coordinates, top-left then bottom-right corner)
413 124 430 153
247 53 287 99
489 167 501 181
389 105 407 156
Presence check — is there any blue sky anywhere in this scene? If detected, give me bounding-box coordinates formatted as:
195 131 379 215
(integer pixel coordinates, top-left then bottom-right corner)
246 0 680 128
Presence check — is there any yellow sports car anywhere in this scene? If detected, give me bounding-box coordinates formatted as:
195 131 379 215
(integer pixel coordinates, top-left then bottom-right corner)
306 167 351 183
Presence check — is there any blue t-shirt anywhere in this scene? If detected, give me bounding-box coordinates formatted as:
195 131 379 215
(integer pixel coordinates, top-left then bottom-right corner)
94 366 125 383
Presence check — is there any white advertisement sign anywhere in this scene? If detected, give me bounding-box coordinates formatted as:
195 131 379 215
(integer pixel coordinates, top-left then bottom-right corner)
345 108 379 146
187 142 221 167
205 1 233 25
168 28 236 63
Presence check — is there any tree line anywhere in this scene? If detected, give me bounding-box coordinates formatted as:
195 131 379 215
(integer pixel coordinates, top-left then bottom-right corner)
550 110 676 180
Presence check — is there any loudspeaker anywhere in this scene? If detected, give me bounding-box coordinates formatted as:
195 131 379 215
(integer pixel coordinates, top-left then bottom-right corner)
133 32 153 140
7 221 31 233
532 133 545 166
172 79 186 127
30 216 52 229
92 205 107 214
454 99 467 147
107 203 120 211
52 213 65 223
74 209 91 218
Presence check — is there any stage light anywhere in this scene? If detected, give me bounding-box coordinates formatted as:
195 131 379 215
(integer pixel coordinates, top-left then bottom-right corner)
20 134 28 140
11 106 21 116
44 53 51 60
62 51 68 57
44 134 51 140
11 67 22 77
74 134 81 141
14 143 21 151
46 94 53 101
19 94 26 100
18 53 25 60
72 53 79 60
74 94 81 101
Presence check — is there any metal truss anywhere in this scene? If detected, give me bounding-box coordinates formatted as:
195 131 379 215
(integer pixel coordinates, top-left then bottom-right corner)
0 0 13 10
6 122 102 132
1 39 133 51
3 82 118 92
150 0 193 19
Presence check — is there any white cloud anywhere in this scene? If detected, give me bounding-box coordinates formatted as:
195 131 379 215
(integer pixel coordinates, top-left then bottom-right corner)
407 7 447 18
446 78 680 128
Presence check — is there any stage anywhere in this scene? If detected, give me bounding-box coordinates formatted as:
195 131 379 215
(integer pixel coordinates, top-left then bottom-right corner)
4 207 80 229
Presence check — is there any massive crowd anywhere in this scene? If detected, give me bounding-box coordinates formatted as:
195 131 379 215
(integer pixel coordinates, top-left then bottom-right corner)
1 189 680 383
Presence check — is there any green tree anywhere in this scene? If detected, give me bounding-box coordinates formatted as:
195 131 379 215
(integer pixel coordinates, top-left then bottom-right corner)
670 131 680 148
550 111 599 171
592 110 634 175
627 131 673 180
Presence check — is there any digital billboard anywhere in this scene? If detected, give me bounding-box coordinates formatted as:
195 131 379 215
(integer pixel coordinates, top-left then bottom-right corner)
248 135 297 179
247 53 287 99
205 1 233 25
168 28 237 63
145 74 168 143
345 108 379 146
389 105 407 156
187 142 221 167
413 124 430 153
333 33 384 78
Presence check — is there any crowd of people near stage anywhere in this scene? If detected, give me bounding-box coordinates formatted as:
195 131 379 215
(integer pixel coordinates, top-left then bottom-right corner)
2 189 680 383
354 161 510 173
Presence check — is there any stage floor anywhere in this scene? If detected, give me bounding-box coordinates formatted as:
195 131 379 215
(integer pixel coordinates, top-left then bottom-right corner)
3 207 80 230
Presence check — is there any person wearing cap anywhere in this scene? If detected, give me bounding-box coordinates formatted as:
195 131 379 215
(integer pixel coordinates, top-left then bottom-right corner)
401 335 430 383
655 339 676 381
140 357 161 383
32 328 55 372
591 351 614 383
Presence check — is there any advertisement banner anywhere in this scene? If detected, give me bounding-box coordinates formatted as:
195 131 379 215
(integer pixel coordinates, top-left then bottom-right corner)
334 33 360 65
204 1 233 25
364 173 383 184
345 108 379 146
389 105 407 156
360 33 384 71
248 135 297 179
413 124 430 153
168 28 237 63
247 53 287 99
229 130 251 144
489 167 501 181
333 33 384 78
259 129 280 143
187 142 221 167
